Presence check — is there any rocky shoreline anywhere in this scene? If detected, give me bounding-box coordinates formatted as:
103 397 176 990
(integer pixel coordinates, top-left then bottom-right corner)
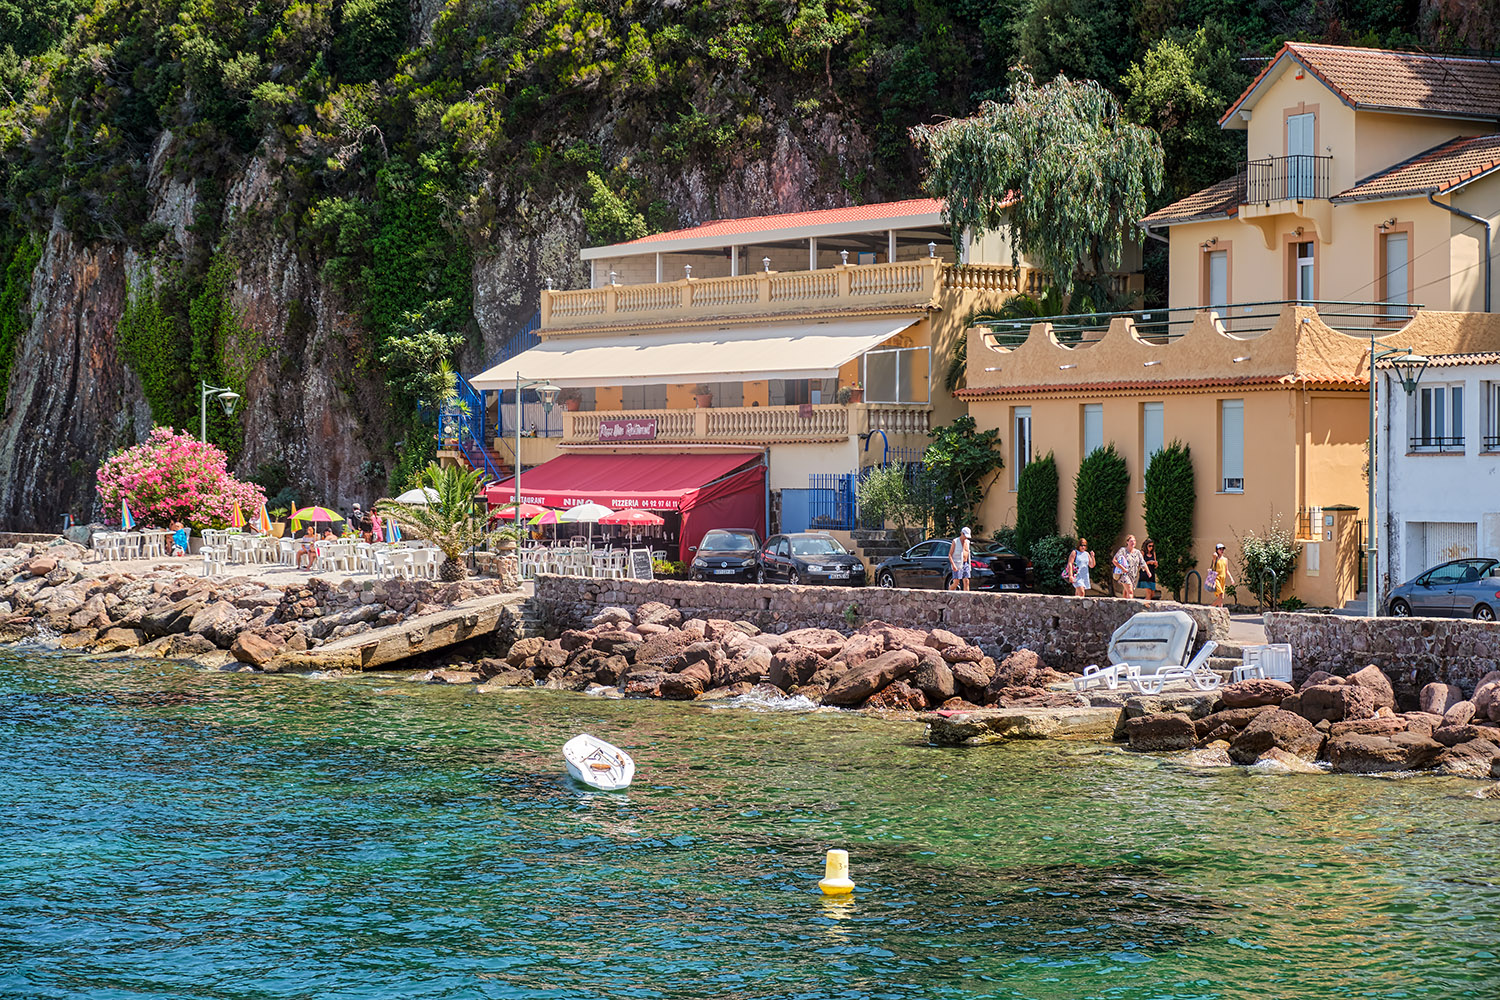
5 538 1500 793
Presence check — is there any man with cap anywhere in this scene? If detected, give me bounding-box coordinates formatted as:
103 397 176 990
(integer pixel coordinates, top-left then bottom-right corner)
949 525 973 591
1209 542 1234 607
351 503 372 543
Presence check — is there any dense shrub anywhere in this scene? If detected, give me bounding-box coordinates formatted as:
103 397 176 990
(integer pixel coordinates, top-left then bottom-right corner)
96 427 266 528
1030 533 1077 595
1143 441 1194 597
0 236 41 413
1013 451 1058 559
925 415 1002 537
856 463 930 547
1238 515 1299 610
1073 443 1128 586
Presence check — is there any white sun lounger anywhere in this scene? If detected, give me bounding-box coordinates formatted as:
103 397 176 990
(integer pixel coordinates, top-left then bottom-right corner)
1127 640 1221 695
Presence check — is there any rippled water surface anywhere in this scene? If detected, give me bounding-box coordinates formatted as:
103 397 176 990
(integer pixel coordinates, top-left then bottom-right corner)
3 649 1499 999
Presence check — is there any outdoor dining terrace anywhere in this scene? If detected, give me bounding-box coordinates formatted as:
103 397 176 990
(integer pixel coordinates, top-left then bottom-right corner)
91 528 448 581
561 402 933 445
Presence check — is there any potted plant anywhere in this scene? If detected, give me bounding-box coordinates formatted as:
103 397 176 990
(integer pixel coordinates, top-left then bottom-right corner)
694 383 714 408
837 383 864 404
268 507 289 537
559 387 583 412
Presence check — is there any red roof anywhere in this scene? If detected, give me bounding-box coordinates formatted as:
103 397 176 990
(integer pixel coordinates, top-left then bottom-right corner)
1223 43 1500 125
611 199 944 247
1141 175 1242 226
486 451 761 510
1334 133 1500 201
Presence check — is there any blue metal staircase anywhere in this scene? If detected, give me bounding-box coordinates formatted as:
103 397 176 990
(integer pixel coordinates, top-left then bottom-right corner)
446 312 542 485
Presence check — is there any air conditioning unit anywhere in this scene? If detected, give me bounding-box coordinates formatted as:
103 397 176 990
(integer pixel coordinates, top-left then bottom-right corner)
1223 477 1245 493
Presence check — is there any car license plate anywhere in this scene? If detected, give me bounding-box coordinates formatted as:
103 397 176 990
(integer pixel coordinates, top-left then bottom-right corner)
998 583 1021 590
830 571 850 579
713 568 738 575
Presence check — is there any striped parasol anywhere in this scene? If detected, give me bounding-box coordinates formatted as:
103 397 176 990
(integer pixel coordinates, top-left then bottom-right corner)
121 499 136 530
256 504 272 534
389 518 402 543
230 503 246 528
288 506 344 524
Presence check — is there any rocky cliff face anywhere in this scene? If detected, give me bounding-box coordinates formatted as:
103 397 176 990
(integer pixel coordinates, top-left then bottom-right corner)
0 115 876 531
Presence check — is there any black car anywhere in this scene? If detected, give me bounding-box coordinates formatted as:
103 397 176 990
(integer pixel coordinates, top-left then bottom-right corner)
689 528 762 582
756 532 866 586
873 539 1034 591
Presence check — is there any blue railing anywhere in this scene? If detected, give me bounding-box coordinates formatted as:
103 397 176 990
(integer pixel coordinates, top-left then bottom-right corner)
485 311 540 370
441 373 503 483
808 449 929 531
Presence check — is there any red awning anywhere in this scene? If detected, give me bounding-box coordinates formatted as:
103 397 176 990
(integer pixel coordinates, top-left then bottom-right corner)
486 452 762 511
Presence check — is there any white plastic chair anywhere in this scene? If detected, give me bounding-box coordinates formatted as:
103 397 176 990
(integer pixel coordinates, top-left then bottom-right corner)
1074 662 1139 691
201 545 228 577
1233 643 1293 683
1128 641 1222 695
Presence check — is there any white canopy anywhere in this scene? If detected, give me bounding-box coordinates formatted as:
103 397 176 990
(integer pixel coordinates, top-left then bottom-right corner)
469 316 921 390
393 487 440 504
559 502 614 522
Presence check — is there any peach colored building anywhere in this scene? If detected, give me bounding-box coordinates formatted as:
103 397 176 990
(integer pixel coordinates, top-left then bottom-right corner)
963 43 1500 608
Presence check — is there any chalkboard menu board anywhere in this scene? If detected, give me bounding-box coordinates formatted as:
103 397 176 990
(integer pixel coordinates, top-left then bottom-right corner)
629 548 654 579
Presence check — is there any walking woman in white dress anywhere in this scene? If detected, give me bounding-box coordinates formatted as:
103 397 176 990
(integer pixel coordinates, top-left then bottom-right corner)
1068 538 1095 596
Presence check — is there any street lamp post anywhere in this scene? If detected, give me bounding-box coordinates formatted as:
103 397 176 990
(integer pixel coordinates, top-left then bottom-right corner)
513 374 561 511
1367 341 1429 617
199 382 241 442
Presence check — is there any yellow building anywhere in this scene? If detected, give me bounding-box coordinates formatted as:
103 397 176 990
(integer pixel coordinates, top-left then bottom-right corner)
962 43 1500 607
469 199 1136 559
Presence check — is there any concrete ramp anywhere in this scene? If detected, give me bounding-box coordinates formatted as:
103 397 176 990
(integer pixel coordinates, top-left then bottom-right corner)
267 593 527 672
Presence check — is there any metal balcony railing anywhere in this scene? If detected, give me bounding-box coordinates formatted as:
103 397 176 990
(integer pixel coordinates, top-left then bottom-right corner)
1409 435 1465 453
1484 434 1500 452
1241 155 1333 203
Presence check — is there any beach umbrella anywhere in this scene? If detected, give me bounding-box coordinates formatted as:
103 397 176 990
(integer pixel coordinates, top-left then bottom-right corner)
289 506 344 525
394 487 441 505
561 502 612 544
493 502 552 521
120 499 136 530
389 518 402 543
230 502 246 529
599 509 664 527
255 504 272 534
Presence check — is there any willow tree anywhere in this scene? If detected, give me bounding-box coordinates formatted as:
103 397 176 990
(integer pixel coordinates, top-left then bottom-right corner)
910 71 1164 286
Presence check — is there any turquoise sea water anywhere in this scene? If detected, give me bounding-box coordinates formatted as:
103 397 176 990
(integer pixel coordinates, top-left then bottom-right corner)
3 649 1499 1000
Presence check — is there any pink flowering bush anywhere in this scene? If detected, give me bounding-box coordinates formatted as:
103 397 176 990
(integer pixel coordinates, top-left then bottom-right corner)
96 427 266 528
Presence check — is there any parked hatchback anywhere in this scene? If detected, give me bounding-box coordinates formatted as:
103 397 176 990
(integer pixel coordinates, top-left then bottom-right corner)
689 528 762 582
1387 557 1500 619
873 539 1034 591
756 532 866 586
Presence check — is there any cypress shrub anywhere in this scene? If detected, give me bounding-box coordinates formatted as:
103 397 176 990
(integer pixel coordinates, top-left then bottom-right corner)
1013 451 1058 559
1030 533 1077 594
1073 443 1129 587
1144 441 1195 598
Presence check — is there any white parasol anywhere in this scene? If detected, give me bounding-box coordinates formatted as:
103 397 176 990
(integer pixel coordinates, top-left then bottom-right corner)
560 502 613 543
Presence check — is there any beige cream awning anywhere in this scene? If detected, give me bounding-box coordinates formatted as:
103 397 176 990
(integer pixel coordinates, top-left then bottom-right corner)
469 317 921 389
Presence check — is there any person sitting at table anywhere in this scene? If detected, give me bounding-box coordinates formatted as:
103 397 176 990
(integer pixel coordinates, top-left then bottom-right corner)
170 521 189 557
295 526 319 570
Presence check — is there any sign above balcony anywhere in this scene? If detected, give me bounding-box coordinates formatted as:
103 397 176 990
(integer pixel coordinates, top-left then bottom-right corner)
599 417 657 442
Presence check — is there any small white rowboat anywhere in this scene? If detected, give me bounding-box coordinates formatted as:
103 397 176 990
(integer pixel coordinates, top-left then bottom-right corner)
563 733 635 791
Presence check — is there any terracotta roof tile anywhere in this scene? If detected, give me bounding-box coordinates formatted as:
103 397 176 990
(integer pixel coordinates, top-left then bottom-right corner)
1383 352 1500 368
1140 175 1242 226
1224 43 1500 124
956 374 1365 399
1334 133 1500 201
613 199 945 247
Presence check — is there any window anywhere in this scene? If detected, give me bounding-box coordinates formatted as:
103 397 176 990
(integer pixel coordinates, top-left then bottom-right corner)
701 382 743 407
1012 406 1032 488
1381 231 1409 317
1142 402 1164 477
1207 250 1228 311
770 379 835 405
622 384 667 410
1484 382 1500 451
1082 403 1104 456
1293 241 1315 302
862 348 930 404
1413 384 1464 452
1220 399 1244 492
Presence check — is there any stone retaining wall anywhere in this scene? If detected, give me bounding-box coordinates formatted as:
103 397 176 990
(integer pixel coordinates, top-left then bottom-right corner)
1266 612 1500 708
532 576 1229 669
0 532 65 547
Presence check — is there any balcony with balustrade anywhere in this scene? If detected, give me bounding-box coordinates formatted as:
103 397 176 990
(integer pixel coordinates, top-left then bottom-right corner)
561 402 933 447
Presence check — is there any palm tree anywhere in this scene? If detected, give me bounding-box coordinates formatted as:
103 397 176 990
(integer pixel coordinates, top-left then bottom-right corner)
375 463 489 581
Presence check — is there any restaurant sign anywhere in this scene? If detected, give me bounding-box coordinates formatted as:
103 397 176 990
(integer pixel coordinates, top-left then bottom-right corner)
598 418 657 442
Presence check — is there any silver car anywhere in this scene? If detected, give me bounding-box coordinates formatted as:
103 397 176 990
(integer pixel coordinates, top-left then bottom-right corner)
1386 558 1500 619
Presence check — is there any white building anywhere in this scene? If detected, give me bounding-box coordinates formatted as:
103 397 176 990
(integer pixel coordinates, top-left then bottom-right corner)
1377 352 1500 594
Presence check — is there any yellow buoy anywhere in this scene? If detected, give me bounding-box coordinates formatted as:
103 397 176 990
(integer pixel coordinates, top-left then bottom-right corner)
818 848 855 895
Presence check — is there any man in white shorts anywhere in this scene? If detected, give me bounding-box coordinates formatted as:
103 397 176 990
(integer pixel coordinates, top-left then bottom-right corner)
949 526 973 591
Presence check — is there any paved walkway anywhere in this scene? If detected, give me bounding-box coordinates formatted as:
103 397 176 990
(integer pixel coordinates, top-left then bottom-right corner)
1226 612 1268 646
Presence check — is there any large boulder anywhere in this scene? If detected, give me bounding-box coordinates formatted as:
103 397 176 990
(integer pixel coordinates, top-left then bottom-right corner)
230 631 285 667
1193 705 1275 742
781 628 847 657
1328 717 1407 738
1433 723 1500 747
506 636 546 667
911 658 957 703
1126 712 1196 751
822 649 919 706
1432 739 1500 780
1345 665 1396 712
666 640 723 673
591 606 634 629
862 680 929 712
989 649 1049 689
1250 747 1324 774
590 631 641 659
1299 670 1339 691
1443 701 1478 727
951 656 996 691
140 597 207 638
1219 678 1294 709
1420 682 1467 716
187 601 248 648
621 667 668 698
1282 683 1382 724
634 601 682 628
476 668 536 692
634 630 698 669
1473 671 1500 722
1229 710 1324 763
831 633 886 671
923 629 966 652
660 661 713 700
715 647 771 687
1328 732 1444 773
24 556 57 577
768 647 826 689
